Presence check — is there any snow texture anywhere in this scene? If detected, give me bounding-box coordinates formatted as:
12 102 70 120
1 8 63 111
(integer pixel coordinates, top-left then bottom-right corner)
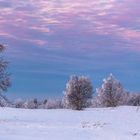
0 106 140 140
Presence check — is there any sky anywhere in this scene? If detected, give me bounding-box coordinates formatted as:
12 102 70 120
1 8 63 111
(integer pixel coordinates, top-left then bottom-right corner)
0 0 140 99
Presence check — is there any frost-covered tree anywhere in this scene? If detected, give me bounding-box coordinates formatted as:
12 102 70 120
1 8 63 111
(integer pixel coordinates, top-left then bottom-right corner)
97 74 127 107
44 99 63 109
0 44 10 93
43 99 48 105
127 93 140 106
64 75 93 110
14 98 25 108
0 93 11 107
0 44 11 107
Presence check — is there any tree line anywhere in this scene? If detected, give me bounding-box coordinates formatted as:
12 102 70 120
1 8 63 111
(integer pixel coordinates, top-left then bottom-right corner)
0 44 140 110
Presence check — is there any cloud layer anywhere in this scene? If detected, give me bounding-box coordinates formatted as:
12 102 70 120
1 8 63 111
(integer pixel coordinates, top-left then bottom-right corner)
0 0 140 51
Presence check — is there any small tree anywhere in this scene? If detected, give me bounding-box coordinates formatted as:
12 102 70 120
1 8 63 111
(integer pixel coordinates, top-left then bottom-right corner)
64 75 93 110
97 74 127 107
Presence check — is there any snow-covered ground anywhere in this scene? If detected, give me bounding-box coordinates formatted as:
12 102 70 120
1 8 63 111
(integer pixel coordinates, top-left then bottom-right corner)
0 106 140 140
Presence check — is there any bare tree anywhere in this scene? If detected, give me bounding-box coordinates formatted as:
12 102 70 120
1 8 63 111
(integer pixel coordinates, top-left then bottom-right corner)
97 74 127 107
63 75 93 110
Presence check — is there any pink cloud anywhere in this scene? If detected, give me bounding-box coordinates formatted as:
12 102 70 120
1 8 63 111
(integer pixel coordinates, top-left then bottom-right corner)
0 0 140 53
121 30 140 40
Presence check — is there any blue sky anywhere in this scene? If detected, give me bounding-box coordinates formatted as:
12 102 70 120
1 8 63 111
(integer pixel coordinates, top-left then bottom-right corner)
0 0 140 99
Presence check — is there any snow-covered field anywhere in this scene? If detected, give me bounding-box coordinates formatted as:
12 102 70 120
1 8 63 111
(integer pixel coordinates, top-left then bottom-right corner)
0 106 140 140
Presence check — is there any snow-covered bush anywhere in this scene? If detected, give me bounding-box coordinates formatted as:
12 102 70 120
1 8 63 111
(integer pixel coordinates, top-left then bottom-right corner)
97 74 127 107
43 99 63 109
87 97 101 108
22 98 38 109
14 98 63 109
37 99 48 109
127 93 140 106
14 98 25 108
63 75 93 110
